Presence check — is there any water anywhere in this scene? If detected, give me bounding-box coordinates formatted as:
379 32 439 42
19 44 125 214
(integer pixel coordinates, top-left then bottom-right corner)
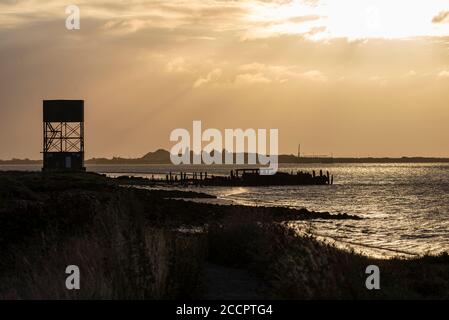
2 163 449 258
195 163 449 258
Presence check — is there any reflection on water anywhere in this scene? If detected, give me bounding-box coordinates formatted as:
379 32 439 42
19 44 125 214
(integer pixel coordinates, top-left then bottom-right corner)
2 163 449 258
200 164 449 258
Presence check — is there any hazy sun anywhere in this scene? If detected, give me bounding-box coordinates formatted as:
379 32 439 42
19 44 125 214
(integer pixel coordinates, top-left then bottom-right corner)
245 0 449 40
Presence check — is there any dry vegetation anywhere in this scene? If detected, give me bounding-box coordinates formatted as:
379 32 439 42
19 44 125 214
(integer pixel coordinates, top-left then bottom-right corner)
0 172 448 299
208 218 449 299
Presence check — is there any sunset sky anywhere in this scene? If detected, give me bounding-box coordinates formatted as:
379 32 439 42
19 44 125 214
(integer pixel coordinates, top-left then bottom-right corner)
1 0 449 159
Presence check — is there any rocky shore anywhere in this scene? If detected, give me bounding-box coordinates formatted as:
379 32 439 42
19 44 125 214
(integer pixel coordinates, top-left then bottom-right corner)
0 171 448 299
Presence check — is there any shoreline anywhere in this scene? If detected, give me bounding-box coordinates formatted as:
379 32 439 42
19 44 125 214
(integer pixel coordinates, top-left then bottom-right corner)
3 157 449 166
0 171 448 299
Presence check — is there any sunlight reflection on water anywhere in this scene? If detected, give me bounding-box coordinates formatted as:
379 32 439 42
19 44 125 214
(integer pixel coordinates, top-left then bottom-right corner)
134 163 449 258
200 163 449 258
3 163 448 258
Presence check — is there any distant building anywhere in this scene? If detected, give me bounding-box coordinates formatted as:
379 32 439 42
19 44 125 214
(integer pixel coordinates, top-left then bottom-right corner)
42 100 85 171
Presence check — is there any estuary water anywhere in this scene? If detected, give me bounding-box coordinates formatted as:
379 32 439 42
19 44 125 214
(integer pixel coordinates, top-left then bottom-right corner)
99 163 449 258
3 163 449 258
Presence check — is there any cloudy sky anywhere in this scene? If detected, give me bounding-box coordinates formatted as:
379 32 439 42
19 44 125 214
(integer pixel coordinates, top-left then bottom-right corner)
1 0 449 159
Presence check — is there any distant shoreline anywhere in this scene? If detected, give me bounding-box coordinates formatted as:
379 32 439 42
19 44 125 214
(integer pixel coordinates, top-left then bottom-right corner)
4 148 449 165
2 157 449 165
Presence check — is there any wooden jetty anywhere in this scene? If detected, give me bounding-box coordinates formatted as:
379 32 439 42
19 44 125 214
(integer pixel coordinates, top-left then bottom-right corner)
116 168 333 187
200 168 332 186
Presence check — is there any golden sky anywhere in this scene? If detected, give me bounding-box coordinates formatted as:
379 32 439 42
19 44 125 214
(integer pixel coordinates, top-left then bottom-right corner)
1 0 449 158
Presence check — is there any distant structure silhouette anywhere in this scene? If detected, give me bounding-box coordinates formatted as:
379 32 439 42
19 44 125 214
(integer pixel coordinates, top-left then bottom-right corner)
42 100 85 171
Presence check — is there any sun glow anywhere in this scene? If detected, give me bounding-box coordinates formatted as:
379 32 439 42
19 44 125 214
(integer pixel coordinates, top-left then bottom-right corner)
245 0 449 40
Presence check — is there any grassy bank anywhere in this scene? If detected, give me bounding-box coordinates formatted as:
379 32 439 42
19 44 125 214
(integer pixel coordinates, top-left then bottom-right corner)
0 172 207 299
0 172 447 299
207 219 449 299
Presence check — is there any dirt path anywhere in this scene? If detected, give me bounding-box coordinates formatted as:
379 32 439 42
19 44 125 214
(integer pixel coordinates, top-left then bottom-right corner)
202 262 267 300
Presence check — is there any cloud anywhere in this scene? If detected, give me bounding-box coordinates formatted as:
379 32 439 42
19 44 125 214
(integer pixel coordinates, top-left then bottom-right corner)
438 70 449 78
193 68 223 88
101 19 156 34
0 0 248 31
235 73 272 84
288 15 321 24
166 57 190 73
432 11 449 24
191 62 329 88
301 70 327 82
238 63 328 83
0 0 23 4
369 75 389 87
2 0 449 42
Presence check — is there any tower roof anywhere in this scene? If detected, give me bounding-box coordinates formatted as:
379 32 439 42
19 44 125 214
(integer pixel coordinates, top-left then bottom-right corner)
43 100 84 122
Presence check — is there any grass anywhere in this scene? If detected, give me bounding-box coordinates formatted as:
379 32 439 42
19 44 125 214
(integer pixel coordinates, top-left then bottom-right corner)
207 217 449 299
1 171 448 299
0 172 206 299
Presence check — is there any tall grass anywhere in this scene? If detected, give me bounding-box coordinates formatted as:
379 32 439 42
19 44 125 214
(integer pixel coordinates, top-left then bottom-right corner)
1 172 448 299
0 172 206 299
207 215 449 299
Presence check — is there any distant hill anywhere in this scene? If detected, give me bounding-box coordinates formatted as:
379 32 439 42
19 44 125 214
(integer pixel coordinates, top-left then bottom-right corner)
2 150 449 165
141 149 171 163
0 159 41 165
79 150 449 164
